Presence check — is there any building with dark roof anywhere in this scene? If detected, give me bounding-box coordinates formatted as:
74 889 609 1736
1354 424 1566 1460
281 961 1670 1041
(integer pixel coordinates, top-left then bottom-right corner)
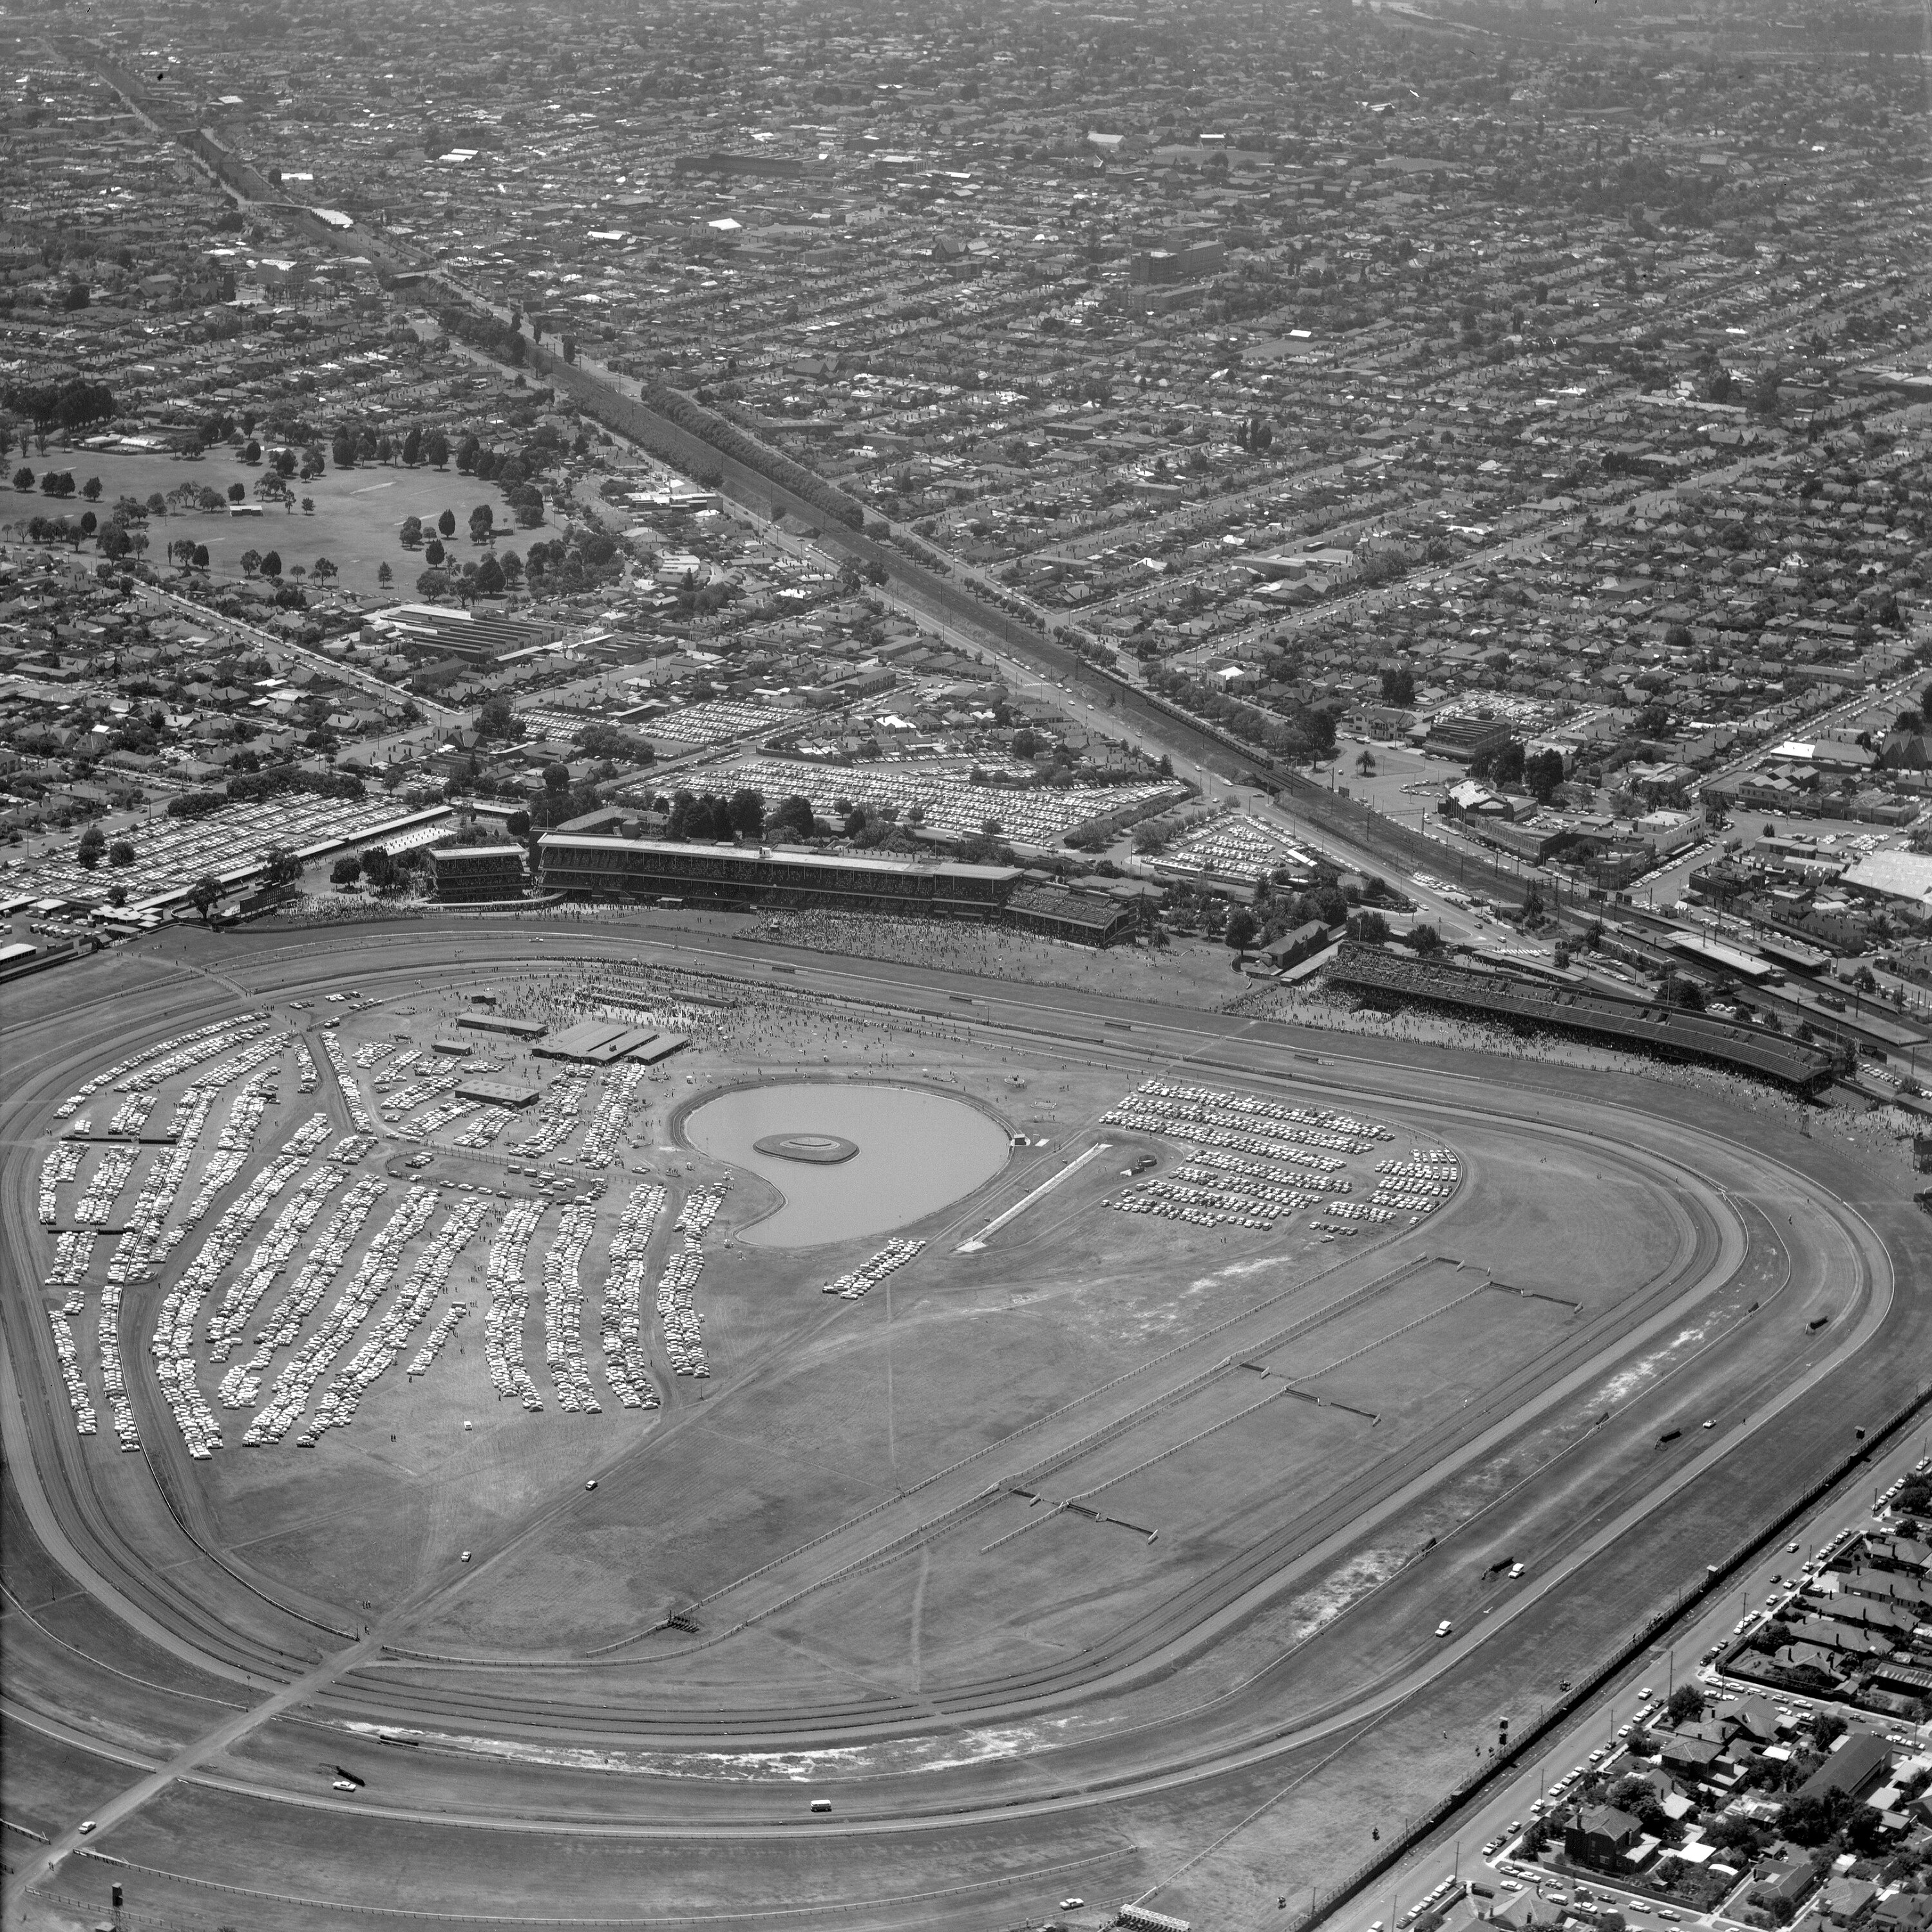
1792 1730 1892 1804
538 833 1019 918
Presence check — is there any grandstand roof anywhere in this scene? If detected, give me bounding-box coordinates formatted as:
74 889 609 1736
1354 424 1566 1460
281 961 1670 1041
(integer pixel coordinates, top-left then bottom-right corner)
538 833 1019 883
1324 943 1838 1091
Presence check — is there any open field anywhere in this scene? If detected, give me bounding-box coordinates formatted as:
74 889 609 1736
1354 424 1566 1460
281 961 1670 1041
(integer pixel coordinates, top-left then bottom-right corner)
2 450 539 597
3 911 1922 1932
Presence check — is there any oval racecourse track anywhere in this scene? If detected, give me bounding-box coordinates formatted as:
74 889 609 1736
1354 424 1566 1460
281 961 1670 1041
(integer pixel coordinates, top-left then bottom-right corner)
3 913 1927 1932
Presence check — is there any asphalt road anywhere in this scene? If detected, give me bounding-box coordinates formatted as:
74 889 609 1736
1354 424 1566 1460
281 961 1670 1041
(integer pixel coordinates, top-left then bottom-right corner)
1327 1425 1932 1932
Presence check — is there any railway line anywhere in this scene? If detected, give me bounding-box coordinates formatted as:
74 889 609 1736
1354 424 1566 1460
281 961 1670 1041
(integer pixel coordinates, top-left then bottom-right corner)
1 920 1913 1926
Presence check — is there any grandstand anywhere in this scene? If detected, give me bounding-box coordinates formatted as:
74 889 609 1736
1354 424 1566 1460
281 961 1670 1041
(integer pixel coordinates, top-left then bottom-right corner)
427 844 526 904
1323 943 1842 1094
1002 883 1138 947
538 834 1019 918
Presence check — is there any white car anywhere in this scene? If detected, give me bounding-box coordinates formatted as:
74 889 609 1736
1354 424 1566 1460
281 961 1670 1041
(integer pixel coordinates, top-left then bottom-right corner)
1435 1620 1453 1638
1061 1902 1084 1913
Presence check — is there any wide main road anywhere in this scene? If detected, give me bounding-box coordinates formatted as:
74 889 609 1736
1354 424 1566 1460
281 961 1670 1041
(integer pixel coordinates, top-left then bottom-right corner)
3 918 1924 1929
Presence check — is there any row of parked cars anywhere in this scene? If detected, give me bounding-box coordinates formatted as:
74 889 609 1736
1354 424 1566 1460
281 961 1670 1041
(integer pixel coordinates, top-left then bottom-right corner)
300 1195 490 1444
484 1198 547 1409
542 1202 603 1415
218 1177 388 1414
600 1182 665 1411
251 1184 441 1448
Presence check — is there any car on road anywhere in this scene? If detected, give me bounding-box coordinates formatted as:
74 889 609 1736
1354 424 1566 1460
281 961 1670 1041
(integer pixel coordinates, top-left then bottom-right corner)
1435 1620 1453 1638
1061 1902 1084 1913
77 1819 97 1835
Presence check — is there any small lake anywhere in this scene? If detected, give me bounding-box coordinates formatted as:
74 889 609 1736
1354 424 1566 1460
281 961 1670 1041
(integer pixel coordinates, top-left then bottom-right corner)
683 1082 1010 1248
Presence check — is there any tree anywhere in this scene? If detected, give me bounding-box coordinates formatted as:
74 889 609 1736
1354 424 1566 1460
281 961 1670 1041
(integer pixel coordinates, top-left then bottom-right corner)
424 428 451 469
108 839 135 867
239 547 263 577
77 825 106 869
475 553 504 596
192 544 209 570
415 568 450 600
505 810 532 838
262 846 303 887
377 562 393 589
1409 923 1443 955
437 507 457 539
728 788 765 840
11 466 32 490
362 846 396 893
80 475 102 502
227 480 247 504
402 426 422 467
768 793 815 841
330 854 363 887
1666 1684 1705 1725
189 875 223 923
300 495 314 516
1527 750 1566 804
1355 748 1377 778
311 556 337 585
260 549 281 578
469 503 493 543
543 762 571 796
1225 908 1259 954
400 515 423 549
424 538 445 567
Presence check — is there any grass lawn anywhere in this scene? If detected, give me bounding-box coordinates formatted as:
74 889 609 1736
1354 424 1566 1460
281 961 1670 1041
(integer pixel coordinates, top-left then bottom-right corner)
5 447 545 601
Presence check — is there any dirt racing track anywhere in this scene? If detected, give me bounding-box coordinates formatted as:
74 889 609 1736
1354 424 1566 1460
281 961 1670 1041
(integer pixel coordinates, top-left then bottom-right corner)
3 917 1926 1932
